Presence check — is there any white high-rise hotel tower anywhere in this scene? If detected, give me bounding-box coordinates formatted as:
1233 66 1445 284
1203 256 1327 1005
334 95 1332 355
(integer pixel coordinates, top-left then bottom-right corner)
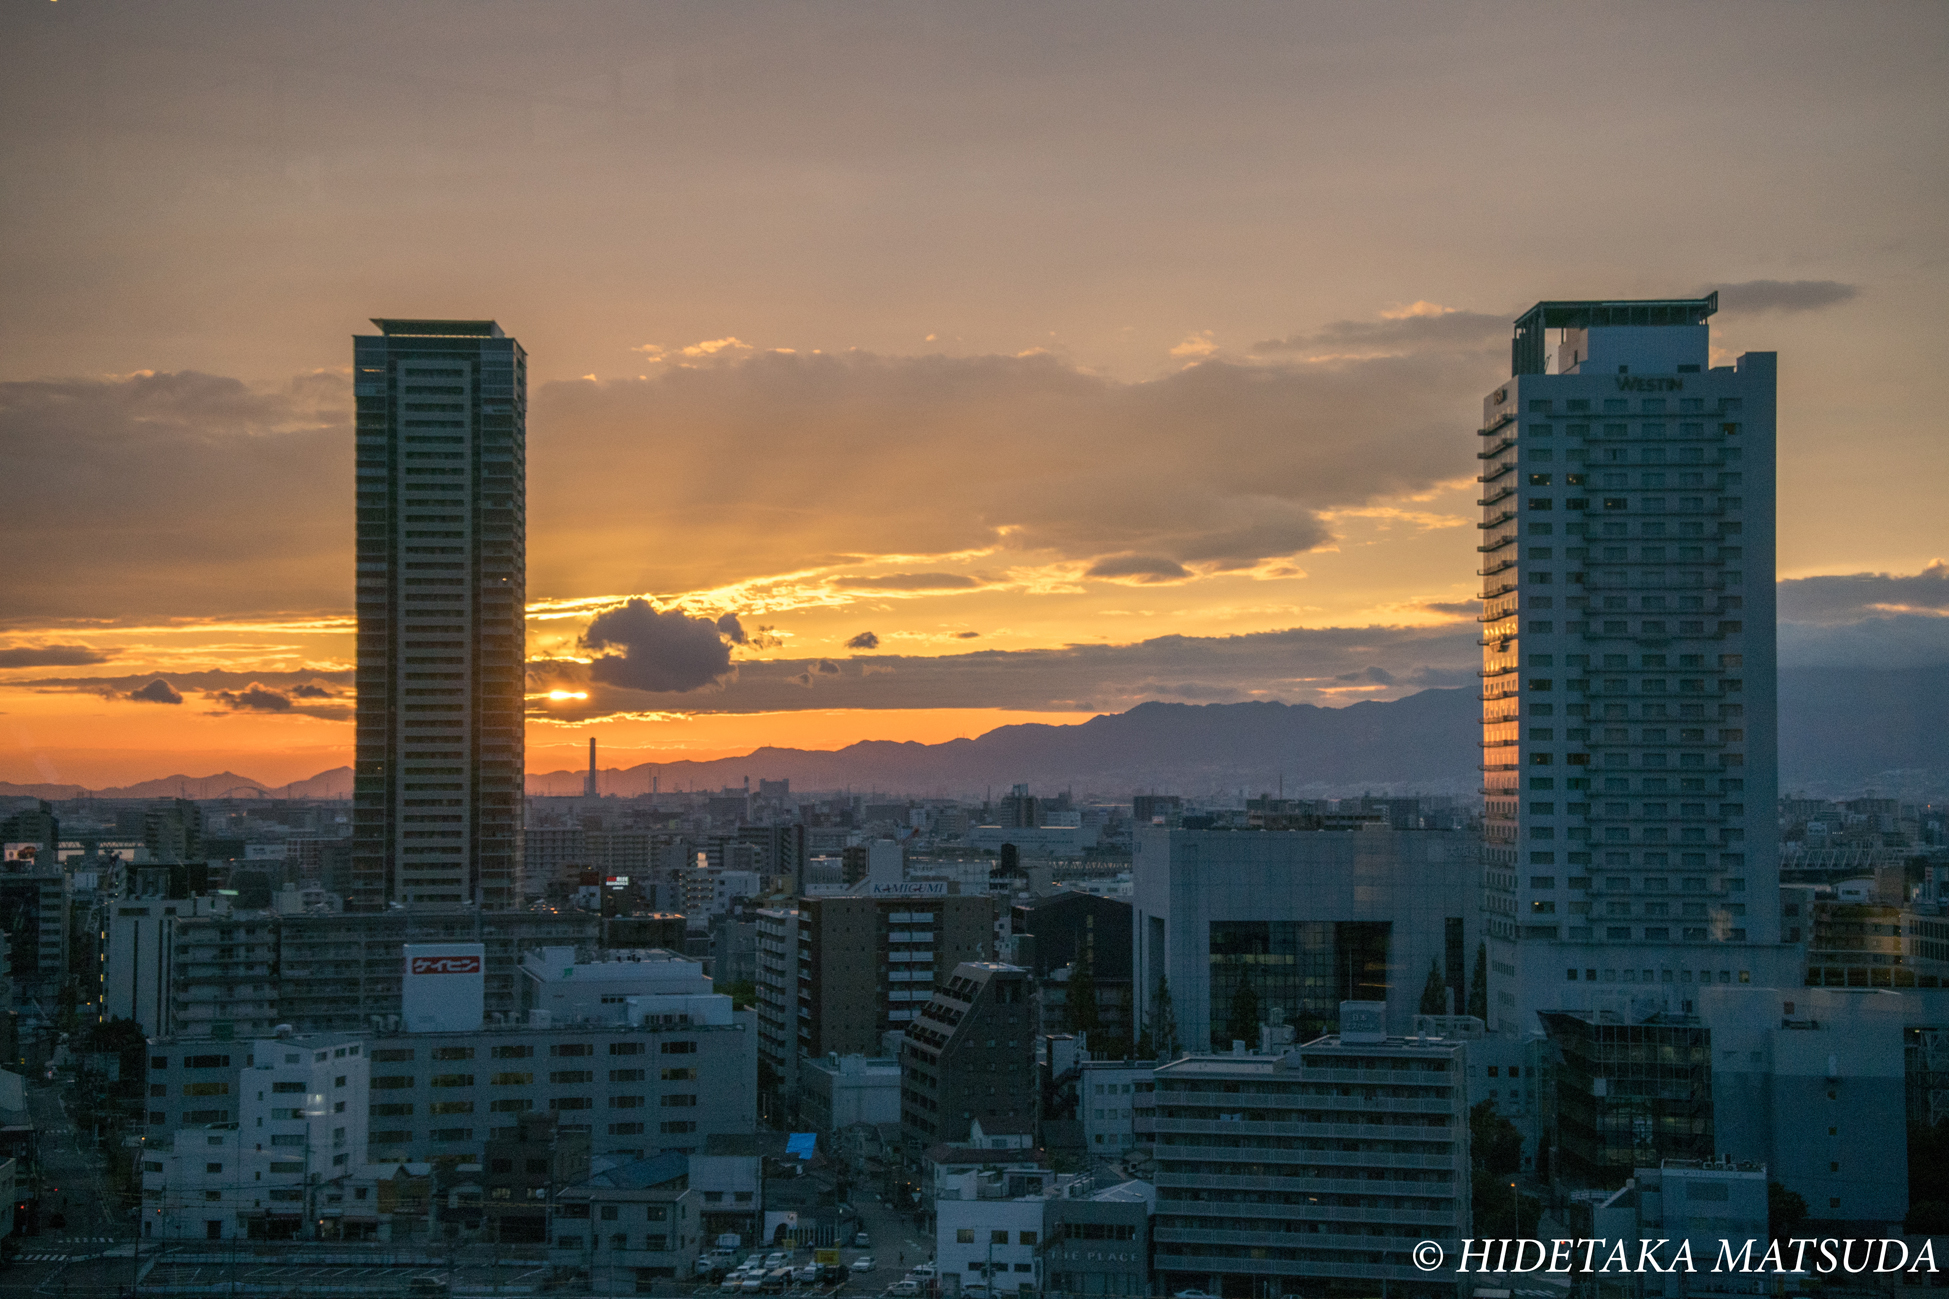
1478 296 1799 1029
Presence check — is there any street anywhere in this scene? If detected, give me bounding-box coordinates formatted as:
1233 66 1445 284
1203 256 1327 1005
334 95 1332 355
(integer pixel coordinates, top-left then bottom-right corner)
0 1080 134 1297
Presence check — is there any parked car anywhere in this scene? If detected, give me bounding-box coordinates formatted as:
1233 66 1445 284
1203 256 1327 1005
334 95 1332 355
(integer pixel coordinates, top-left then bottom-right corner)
887 1281 922 1297
851 1257 877 1273
795 1263 821 1284
719 1277 745 1294
821 1265 848 1284
909 1263 936 1279
854 1232 871 1248
1174 1291 1219 1298
765 1252 790 1268
763 1268 793 1293
739 1276 765 1295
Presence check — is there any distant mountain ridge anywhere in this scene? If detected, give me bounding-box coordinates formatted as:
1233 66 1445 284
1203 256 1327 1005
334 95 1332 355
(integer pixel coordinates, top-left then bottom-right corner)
530 687 1482 798
0 767 353 802
3 666 1941 802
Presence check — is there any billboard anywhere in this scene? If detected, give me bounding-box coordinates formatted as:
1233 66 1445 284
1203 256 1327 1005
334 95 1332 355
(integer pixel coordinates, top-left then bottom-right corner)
409 952 482 976
402 941 486 1033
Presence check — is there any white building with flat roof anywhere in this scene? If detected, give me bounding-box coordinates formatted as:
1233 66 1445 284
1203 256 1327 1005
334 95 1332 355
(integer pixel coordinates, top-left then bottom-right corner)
143 1032 369 1240
518 947 718 1025
1478 297 1797 1033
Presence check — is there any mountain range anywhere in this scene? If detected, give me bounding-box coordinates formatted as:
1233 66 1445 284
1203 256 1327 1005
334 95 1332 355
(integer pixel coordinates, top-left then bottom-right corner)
3 665 1942 803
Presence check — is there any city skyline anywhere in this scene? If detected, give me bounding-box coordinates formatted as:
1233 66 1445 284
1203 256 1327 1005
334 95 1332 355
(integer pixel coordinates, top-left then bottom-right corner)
3 3 1947 788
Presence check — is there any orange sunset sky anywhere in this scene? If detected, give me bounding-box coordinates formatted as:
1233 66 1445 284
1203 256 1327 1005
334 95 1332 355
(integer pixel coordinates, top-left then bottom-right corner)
3 3 1946 789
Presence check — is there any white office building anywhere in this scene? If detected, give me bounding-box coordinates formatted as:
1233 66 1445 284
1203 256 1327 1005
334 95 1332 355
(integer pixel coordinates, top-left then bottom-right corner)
1077 1061 1156 1157
1478 296 1798 1031
143 1033 370 1240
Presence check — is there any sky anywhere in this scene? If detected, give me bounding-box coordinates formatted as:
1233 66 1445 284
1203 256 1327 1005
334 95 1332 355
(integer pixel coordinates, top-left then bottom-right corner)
2 1 1946 788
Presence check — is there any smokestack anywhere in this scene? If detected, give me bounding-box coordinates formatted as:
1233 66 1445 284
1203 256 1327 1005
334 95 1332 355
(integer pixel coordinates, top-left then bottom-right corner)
586 736 598 800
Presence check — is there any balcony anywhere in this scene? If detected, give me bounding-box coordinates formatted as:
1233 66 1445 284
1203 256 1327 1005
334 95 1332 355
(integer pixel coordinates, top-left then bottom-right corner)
1476 485 1516 508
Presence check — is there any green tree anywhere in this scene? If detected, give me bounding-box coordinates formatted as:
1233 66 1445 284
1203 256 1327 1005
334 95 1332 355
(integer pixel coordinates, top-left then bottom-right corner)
1419 959 1447 1016
1065 949 1101 1041
714 978 758 1010
1467 942 1489 1020
1770 1181 1810 1241
1905 1120 1949 1233
1222 981 1261 1049
1469 1100 1536 1236
1106 982 1135 1060
1150 974 1182 1060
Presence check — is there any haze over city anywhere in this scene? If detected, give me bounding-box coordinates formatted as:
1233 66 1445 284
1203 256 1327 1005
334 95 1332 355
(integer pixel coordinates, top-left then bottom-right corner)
3 2 1944 791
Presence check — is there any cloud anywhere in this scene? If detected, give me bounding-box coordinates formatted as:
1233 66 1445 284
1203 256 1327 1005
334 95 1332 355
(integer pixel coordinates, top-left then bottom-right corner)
531 336 1488 599
127 678 183 705
1777 561 1949 623
1380 302 1457 320
210 683 295 712
289 683 335 699
0 369 349 621
1249 310 1506 357
830 573 980 592
528 622 1477 718
846 631 880 650
1169 331 1218 359
1420 600 1480 617
582 598 736 693
1779 614 1949 670
954 631 981 639
21 668 354 695
9 316 1497 624
1709 280 1860 314
716 613 749 645
1085 554 1193 583
0 644 114 668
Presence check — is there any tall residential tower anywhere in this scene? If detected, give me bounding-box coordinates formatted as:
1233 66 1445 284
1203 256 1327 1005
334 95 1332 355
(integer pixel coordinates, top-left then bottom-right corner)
351 319 526 910
1477 297 1797 1029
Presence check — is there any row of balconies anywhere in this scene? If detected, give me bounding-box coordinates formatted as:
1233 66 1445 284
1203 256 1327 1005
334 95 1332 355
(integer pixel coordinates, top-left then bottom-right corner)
1153 1119 1453 1142
1161 1174 1453 1200
1155 1207 1459 1236
1155 1162 1457 1193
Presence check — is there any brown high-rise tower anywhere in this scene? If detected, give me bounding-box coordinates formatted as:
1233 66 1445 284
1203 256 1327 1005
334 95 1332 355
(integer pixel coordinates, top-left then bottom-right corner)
350 319 527 910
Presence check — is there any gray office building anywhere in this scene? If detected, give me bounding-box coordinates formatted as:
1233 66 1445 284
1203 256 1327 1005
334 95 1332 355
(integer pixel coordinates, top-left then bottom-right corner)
351 319 527 911
1132 826 1476 1047
1150 1012 1470 1297
145 1014 756 1168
